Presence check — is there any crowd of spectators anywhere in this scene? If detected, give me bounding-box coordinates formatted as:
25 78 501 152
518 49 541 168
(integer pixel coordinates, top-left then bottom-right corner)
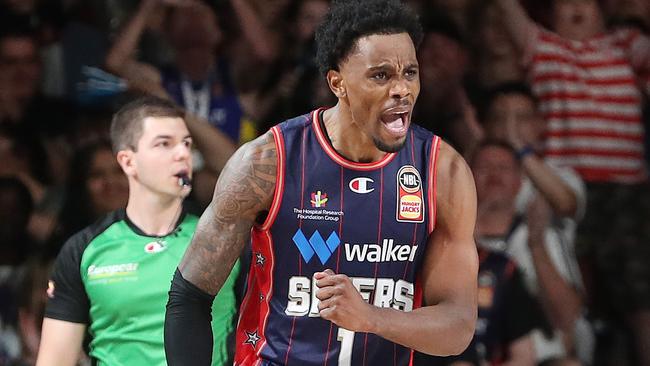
0 0 648 365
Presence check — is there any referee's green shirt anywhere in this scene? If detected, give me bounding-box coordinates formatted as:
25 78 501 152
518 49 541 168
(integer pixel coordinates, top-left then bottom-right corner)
45 209 239 366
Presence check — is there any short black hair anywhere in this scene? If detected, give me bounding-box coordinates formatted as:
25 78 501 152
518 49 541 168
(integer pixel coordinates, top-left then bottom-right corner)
315 0 423 75
110 95 185 153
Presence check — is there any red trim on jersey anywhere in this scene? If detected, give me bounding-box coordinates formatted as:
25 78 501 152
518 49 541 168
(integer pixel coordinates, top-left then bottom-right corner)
234 229 276 365
427 137 441 233
312 108 397 171
255 229 275 358
259 127 286 231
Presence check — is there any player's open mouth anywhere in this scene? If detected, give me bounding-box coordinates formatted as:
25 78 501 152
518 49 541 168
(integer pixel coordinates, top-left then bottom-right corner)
380 109 410 137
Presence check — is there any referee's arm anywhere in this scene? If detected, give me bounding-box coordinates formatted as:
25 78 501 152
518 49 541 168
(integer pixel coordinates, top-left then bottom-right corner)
37 319 86 366
37 232 91 366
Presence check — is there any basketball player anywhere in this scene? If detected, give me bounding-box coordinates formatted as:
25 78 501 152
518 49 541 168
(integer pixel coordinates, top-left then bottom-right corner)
165 1 479 365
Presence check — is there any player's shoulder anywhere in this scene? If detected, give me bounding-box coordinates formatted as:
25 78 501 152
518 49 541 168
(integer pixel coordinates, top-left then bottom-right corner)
436 139 471 178
274 110 314 133
409 123 436 141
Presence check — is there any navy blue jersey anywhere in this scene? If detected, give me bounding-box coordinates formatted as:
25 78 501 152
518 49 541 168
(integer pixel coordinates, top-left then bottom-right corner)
235 109 442 366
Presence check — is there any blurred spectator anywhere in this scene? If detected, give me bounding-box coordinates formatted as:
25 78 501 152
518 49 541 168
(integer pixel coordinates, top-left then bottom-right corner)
493 0 649 182
0 0 66 43
603 0 650 30
50 140 128 252
468 2 526 90
493 1 650 364
414 13 483 155
427 0 478 38
0 177 36 364
469 247 539 366
0 30 74 137
481 83 585 220
12 257 53 366
472 140 588 365
0 126 62 244
105 0 244 144
254 0 333 132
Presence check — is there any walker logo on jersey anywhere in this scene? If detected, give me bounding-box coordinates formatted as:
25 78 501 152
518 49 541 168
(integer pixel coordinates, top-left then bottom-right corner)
349 177 374 194
344 239 418 263
144 241 166 254
292 229 340 264
310 191 328 207
396 165 425 223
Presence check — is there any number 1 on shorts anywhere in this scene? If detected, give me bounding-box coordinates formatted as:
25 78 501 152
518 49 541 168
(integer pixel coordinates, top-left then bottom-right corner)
337 327 354 366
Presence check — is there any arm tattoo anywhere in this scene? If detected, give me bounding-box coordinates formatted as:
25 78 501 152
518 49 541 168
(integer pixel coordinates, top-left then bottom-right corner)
180 132 277 294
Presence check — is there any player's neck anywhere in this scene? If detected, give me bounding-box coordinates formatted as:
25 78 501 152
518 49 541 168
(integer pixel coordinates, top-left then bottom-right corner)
322 105 387 163
125 190 183 236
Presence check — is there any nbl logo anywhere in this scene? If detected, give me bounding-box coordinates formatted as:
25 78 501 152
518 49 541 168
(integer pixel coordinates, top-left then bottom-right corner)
398 166 421 193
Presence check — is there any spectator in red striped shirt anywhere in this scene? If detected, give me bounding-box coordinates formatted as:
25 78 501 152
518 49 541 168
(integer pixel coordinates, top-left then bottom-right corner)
492 1 650 365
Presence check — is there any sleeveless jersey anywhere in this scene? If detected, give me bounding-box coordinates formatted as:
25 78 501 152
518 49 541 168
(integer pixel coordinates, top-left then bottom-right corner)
235 109 442 366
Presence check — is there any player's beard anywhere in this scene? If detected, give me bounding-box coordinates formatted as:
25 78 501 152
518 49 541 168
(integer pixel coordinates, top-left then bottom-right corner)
373 136 407 153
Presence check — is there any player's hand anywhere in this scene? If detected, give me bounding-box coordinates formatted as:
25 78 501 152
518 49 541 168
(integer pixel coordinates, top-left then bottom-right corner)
315 269 376 333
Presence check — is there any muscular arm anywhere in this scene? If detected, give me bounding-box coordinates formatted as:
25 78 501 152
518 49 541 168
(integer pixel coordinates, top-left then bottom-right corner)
165 131 277 365
36 319 86 366
179 130 276 292
316 142 479 356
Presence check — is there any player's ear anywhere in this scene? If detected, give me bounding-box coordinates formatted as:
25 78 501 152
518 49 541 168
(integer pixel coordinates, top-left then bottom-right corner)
116 150 136 178
327 69 346 99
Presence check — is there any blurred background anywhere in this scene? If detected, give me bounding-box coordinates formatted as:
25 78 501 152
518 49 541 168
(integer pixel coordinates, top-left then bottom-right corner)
0 0 648 365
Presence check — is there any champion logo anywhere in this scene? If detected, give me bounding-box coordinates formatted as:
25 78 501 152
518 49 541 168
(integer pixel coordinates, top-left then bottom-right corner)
349 177 374 194
292 229 340 264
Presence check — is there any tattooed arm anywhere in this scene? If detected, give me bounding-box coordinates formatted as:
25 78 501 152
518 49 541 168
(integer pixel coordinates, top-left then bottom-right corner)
165 131 277 365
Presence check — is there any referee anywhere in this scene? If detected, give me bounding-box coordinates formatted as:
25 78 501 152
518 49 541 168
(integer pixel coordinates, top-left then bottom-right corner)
36 96 239 366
